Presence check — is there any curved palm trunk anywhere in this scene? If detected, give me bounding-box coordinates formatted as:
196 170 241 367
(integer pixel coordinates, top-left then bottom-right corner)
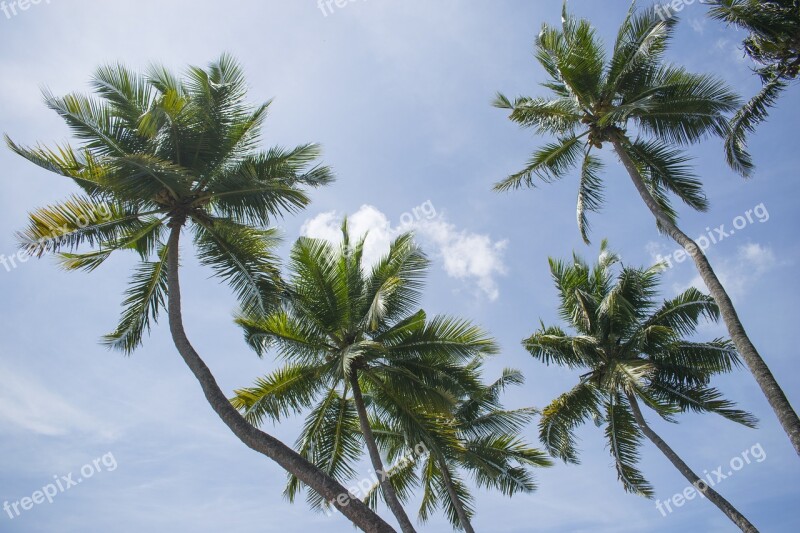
165 223 395 533
626 393 758 532
612 137 800 457
436 454 476 533
348 373 418 533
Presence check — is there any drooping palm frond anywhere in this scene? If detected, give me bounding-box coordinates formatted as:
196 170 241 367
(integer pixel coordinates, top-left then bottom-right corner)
724 76 788 176
604 393 653 497
285 388 364 510
102 245 169 353
462 434 552 495
538 382 602 463
231 362 333 425
706 0 800 174
16 195 148 257
577 151 605 244
494 134 586 191
193 219 282 315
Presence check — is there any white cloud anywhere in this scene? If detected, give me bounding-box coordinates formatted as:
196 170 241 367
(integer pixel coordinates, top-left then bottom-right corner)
0 364 115 439
739 242 777 273
300 205 508 301
300 205 396 268
414 218 508 301
646 240 671 266
678 243 779 298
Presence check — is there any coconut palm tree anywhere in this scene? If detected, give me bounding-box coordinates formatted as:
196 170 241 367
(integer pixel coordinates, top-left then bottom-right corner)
5 56 396 533
706 0 800 173
493 2 800 457
525 243 759 532
361 365 553 533
230 222 499 533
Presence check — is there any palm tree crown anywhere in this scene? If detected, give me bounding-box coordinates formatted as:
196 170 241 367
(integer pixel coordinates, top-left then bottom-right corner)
494 2 746 241
231 222 499 530
7 54 332 352
707 0 800 172
526 242 756 496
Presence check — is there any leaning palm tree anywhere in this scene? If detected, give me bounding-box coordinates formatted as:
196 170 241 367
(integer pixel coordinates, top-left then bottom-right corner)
706 0 800 173
362 365 553 533
525 243 759 532
5 56 395 533
231 222 499 533
493 2 800 457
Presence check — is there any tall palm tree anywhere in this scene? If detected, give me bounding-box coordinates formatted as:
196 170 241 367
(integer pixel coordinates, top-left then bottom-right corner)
231 222 499 533
493 2 800 457
525 243 759 532
706 0 800 172
6 56 395 533
362 365 553 533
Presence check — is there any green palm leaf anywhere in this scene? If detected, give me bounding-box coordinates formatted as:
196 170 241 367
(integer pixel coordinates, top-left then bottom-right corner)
102 245 169 353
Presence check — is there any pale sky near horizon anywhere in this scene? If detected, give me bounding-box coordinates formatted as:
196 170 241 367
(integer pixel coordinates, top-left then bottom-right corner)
1 1 799 532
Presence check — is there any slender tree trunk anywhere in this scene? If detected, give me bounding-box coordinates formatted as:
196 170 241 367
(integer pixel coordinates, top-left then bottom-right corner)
165 223 395 533
612 137 800 457
436 454 476 533
349 373 418 533
626 393 759 533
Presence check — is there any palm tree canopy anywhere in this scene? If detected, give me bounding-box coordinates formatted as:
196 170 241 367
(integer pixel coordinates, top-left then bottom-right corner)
708 0 800 77
231 222 500 510
362 364 553 530
525 242 756 497
707 0 800 173
7 55 333 353
494 2 747 242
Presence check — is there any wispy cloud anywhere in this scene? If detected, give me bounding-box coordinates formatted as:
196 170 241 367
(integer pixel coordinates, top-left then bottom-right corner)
676 243 779 298
688 17 707 34
0 363 116 439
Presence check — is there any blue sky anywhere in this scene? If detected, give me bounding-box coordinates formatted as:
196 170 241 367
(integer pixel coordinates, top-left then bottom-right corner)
1 1 798 531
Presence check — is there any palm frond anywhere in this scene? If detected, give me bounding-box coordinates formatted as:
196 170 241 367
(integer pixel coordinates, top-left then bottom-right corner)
539 382 602 463
725 76 787 177
494 135 586 191
231 362 332 425
605 394 653 497
193 218 282 315
102 245 169 353
17 196 153 257
577 151 604 244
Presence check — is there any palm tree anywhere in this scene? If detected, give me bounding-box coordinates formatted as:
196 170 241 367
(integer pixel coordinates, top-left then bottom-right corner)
706 0 800 172
525 243 759 532
493 2 800 457
230 222 499 533
6 56 395 533
361 365 553 533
